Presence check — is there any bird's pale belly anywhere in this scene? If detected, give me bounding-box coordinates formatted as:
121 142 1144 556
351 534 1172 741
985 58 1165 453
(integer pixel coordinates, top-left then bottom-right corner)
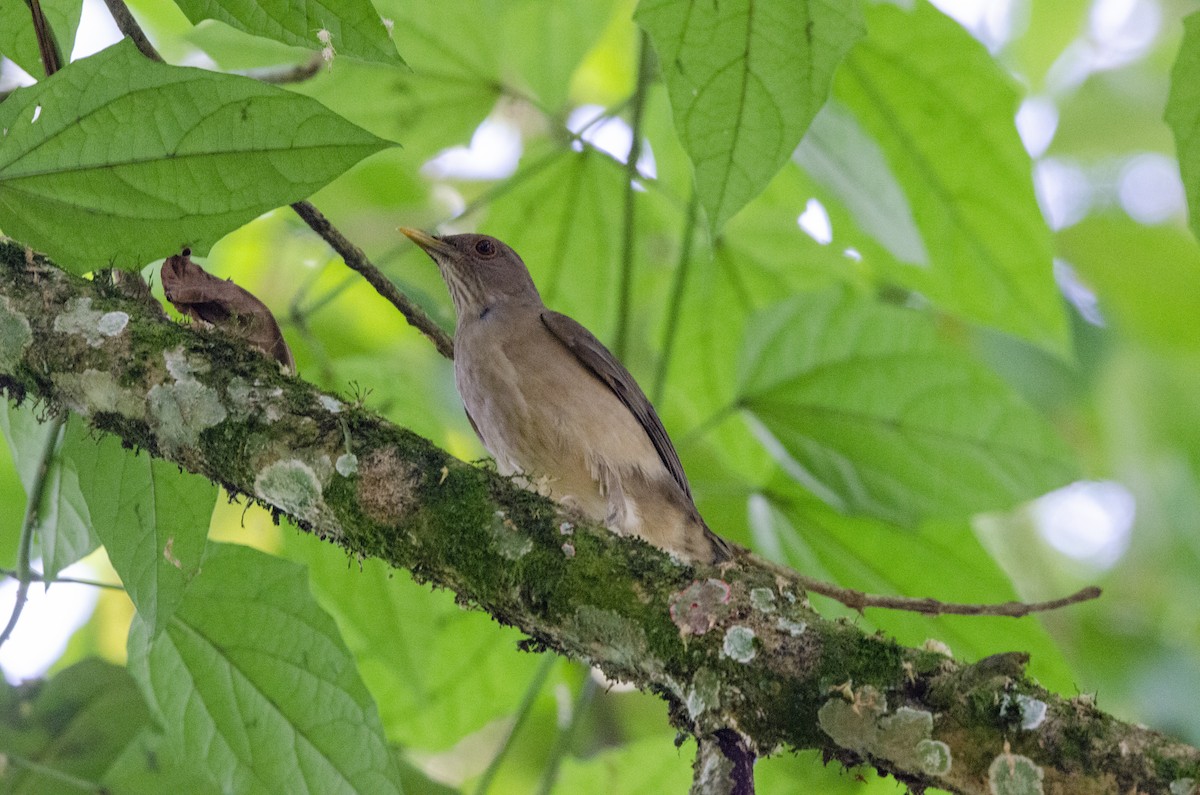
454 330 661 525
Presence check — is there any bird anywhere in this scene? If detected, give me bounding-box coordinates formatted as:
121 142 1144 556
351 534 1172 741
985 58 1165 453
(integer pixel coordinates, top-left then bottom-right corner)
401 228 733 565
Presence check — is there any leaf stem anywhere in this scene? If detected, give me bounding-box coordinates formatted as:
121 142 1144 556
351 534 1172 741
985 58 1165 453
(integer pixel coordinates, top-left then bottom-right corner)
612 30 654 360
7 753 106 792
680 402 739 447
0 416 63 648
652 189 700 404
25 0 63 75
101 0 164 62
0 567 124 591
472 654 557 795
534 673 598 795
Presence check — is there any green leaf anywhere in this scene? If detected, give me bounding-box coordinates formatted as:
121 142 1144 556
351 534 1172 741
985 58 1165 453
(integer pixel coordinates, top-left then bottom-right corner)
73 439 215 635
371 0 607 112
126 543 404 794
0 0 82 79
0 406 98 579
737 288 1077 526
172 0 402 66
0 39 394 271
286 531 566 751
1057 216 1200 351
0 658 151 789
1166 11 1200 244
34 420 94 579
636 0 864 233
500 1 612 111
834 1 1068 354
103 728 225 795
652 167 860 500
294 59 500 163
0 400 48 495
795 100 929 267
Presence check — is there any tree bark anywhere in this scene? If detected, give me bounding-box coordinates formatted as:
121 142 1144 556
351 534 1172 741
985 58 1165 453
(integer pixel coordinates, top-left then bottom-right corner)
1 240 1197 795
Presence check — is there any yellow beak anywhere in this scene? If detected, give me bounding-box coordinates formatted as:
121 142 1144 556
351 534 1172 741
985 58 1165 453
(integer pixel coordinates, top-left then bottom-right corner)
399 227 455 256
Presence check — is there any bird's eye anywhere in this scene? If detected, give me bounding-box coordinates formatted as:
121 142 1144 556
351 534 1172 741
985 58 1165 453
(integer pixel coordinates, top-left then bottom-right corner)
474 239 497 257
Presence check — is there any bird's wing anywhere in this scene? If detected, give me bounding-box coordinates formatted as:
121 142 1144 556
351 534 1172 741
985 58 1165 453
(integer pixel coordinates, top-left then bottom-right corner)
539 310 692 499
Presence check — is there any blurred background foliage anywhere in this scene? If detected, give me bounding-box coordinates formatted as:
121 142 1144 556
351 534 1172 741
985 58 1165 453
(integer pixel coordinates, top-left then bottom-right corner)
3 0 1200 792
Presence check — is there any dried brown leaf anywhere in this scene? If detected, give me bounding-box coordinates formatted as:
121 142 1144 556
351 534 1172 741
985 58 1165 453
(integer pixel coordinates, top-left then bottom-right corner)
161 249 295 372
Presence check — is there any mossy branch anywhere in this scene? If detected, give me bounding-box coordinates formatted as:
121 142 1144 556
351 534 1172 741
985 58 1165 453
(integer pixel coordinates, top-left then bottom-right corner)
0 239 1197 795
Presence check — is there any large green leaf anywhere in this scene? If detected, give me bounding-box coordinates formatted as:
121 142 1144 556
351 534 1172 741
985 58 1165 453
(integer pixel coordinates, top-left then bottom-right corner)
103 728 224 795
286 531 566 751
34 419 96 580
0 0 82 79
737 288 1077 526
0 658 150 791
0 39 393 271
636 0 864 233
172 0 402 66
834 1 1068 354
0 406 97 579
794 100 929 267
1166 11 1200 244
372 0 608 112
73 440 214 636
126 542 403 794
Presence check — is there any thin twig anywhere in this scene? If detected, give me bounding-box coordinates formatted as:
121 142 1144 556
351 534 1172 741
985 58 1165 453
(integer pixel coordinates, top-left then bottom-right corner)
25 0 63 75
774 560 1102 617
473 654 557 795
652 189 699 404
101 0 163 61
290 201 455 359
611 30 653 360
0 416 63 648
0 567 124 591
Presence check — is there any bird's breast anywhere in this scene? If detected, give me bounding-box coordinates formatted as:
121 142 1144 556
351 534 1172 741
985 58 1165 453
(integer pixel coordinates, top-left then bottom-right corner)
452 311 665 518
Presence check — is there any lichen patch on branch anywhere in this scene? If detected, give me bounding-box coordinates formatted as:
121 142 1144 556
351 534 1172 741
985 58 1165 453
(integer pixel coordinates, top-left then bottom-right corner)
988 747 1044 795
52 297 129 347
722 626 757 663
818 686 953 780
254 457 342 538
148 346 227 452
1001 693 1048 731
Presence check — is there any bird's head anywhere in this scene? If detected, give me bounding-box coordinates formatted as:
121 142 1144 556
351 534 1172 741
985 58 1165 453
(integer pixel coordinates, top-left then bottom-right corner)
401 228 541 323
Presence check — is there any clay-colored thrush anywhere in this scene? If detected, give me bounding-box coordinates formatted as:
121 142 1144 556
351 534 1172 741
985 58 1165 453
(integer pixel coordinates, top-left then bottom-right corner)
401 228 732 564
